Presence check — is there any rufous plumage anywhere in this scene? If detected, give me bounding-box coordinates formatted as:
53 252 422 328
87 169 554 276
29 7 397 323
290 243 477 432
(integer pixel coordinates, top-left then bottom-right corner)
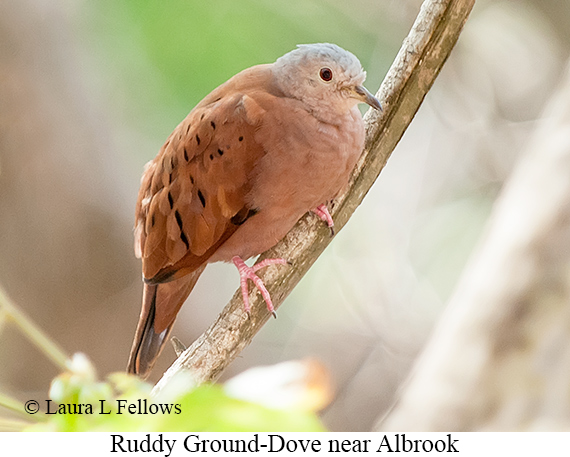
127 43 381 377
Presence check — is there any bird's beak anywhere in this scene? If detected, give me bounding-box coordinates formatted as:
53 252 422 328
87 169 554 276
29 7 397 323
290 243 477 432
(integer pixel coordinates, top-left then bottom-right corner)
352 85 382 111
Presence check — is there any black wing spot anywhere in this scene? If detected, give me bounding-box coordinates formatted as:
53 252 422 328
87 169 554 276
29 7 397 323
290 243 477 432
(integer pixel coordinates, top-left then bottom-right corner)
218 148 224 156
200 113 205 120
174 210 183 229
210 121 216 130
174 210 190 249
196 134 201 145
168 191 174 209
183 146 189 162
189 175 195 185
180 230 190 250
210 154 214 161
151 214 155 227
231 207 259 226
238 136 244 142
197 190 206 208
186 123 192 133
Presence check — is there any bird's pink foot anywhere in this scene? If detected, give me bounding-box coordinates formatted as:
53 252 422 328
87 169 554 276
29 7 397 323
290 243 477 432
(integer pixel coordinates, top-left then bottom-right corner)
232 256 288 317
312 204 335 236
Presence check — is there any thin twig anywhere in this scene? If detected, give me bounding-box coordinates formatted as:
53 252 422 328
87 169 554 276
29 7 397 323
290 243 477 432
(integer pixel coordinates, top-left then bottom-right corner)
0 391 35 421
154 0 475 393
0 285 69 371
0 417 34 432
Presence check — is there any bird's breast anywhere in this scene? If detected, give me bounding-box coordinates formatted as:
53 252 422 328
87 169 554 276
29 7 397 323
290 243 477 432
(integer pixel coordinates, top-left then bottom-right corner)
208 105 364 262
250 107 365 212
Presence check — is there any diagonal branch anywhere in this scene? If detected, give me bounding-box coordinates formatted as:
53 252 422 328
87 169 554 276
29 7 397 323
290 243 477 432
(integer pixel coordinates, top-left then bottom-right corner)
154 0 475 393
378 59 570 432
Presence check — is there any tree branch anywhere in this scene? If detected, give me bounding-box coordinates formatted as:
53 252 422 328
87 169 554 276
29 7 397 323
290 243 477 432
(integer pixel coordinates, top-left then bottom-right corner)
377 60 570 432
154 0 475 393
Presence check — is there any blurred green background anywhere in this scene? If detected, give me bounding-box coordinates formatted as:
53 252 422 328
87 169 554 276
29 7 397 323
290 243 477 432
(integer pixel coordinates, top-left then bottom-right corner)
0 0 569 431
78 0 396 159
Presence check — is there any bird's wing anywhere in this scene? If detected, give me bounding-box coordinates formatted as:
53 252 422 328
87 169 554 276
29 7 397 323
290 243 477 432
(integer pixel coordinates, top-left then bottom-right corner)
135 68 274 283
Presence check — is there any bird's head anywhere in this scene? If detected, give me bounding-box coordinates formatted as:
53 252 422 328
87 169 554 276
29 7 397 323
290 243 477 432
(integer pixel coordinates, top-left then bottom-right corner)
273 43 381 122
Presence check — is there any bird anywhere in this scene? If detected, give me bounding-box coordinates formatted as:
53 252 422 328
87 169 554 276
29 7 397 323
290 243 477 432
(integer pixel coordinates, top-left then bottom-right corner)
127 43 381 378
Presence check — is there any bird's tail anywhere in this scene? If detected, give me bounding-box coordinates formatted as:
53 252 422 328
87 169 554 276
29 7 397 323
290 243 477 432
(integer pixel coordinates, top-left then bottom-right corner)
127 266 205 378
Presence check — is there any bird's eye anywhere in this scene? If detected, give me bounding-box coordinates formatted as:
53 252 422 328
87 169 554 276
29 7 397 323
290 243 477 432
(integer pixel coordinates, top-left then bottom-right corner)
319 67 333 82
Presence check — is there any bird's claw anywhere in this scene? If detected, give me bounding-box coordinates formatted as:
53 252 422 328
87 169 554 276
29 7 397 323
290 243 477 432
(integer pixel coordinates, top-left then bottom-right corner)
312 204 335 237
232 256 288 316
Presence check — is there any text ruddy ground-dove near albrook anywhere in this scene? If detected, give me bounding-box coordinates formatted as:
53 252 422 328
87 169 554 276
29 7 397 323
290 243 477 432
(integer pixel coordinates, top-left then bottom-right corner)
127 43 381 377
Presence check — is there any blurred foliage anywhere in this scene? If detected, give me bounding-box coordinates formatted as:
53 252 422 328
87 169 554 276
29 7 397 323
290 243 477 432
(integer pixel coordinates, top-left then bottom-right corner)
0 286 324 432
23 355 324 432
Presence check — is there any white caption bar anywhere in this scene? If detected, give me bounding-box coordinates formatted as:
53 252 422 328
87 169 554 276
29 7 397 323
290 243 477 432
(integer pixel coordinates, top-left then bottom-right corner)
2 432 567 456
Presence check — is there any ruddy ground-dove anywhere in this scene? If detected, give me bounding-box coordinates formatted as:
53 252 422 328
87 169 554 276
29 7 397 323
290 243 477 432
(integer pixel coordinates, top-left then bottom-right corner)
127 43 381 377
